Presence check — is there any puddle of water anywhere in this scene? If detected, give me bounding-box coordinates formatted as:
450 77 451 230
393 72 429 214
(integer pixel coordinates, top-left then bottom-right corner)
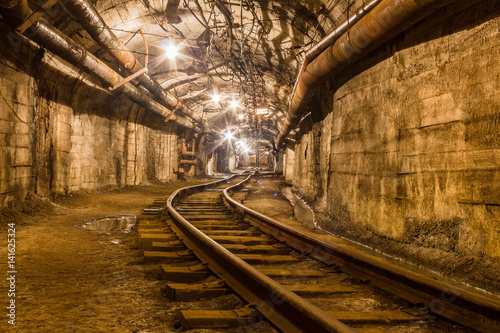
81 216 136 232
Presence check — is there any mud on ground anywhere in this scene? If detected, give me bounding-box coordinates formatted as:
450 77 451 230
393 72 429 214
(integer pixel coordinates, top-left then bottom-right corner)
0 179 275 333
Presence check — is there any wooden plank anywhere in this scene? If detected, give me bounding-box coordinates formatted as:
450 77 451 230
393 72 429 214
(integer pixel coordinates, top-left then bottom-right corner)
210 235 274 245
188 220 239 225
175 206 223 210
137 222 167 229
194 224 248 230
160 265 210 282
284 285 358 296
152 241 186 252
139 233 177 250
201 230 261 236
259 268 326 278
222 244 289 255
144 250 196 263
137 228 170 235
163 281 229 301
236 254 300 264
180 307 260 329
183 214 231 220
326 310 425 324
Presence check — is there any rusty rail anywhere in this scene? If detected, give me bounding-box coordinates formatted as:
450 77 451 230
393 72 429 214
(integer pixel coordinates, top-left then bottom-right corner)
222 175 500 333
167 174 357 333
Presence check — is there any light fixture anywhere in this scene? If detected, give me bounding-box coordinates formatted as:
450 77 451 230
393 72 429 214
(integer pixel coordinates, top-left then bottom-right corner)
164 43 178 59
229 99 239 109
224 131 233 140
256 107 269 116
238 114 244 120
212 93 221 103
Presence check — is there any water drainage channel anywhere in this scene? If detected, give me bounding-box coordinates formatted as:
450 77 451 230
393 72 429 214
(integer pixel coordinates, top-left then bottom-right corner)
136 174 500 332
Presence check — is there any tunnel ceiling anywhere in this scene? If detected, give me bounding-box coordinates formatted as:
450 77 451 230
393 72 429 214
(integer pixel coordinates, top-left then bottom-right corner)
23 0 360 146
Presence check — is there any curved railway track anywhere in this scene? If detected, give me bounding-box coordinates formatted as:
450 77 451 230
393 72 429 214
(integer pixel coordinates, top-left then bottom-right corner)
137 174 500 332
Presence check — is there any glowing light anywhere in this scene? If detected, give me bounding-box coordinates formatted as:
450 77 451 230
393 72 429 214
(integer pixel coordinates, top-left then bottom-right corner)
212 94 221 103
238 114 244 120
165 43 178 59
229 99 239 108
224 131 233 140
256 108 269 116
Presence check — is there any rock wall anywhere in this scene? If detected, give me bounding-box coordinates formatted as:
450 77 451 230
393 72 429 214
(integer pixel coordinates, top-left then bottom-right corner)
0 27 181 211
291 0 500 260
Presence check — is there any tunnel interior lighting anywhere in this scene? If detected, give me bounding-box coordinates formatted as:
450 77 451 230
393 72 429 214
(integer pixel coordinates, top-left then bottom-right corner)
212 93 221 103
229 99 239 108
165 43 179 59
256 108 269 116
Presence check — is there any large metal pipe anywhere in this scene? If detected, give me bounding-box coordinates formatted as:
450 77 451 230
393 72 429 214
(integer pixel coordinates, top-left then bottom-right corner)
61 0 209 130
276 0 456 147
288 0 383 106
0 0 198 131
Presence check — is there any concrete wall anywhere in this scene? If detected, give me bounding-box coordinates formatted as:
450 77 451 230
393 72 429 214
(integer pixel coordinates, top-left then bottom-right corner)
290 0 500 260
0 27 182 210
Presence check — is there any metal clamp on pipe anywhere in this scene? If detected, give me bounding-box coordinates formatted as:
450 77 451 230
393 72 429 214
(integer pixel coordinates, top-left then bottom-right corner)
11 0 57 34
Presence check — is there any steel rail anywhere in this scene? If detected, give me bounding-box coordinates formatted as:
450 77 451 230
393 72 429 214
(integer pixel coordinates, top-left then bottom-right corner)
167 175 357 333
222 175 500 333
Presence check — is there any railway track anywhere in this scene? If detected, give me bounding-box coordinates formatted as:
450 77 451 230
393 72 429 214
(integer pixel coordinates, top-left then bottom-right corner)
137 174 500 332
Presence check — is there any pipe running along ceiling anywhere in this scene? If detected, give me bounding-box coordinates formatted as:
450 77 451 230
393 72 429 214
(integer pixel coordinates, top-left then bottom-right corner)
0 0 457 149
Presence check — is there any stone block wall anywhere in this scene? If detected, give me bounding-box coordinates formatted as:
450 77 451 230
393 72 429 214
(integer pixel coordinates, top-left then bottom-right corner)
290 0 500 260
0 26 182 211
0 34 35 210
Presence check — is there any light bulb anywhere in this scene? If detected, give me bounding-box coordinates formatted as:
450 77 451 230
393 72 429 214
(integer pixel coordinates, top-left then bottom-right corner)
165 44 178 59
229 99 239 108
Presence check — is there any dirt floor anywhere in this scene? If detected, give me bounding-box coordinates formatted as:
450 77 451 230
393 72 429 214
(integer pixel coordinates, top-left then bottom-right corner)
0 178 238 333
1 174 499 332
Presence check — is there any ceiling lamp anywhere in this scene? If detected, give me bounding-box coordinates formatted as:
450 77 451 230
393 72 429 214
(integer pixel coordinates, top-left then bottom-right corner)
212 93 221 103
256 107 269 116
165 43 178 59
229 99 239 108
224 130 234 140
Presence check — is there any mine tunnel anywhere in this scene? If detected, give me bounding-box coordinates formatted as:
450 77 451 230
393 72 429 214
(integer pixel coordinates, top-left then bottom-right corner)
1 0 499 332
